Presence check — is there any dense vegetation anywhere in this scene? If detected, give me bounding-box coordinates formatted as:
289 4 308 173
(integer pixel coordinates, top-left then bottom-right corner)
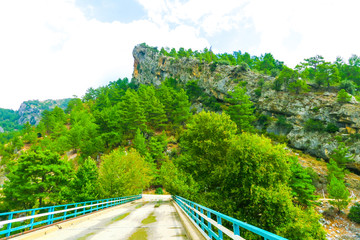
2 44 359 239
0 108 21 132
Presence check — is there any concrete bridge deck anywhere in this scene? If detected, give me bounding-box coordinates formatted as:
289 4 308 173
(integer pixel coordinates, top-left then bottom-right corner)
12 195 204 240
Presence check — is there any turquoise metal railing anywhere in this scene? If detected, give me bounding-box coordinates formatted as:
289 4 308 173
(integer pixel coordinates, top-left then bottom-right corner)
173 195 287 240
0 194 141 238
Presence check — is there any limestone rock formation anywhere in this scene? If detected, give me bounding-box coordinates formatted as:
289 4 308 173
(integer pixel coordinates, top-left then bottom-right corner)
18 99 71 125
132 44 360 171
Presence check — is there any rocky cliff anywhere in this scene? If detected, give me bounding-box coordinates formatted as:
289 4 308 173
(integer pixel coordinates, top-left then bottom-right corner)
18 99 72 125
132 44 360 172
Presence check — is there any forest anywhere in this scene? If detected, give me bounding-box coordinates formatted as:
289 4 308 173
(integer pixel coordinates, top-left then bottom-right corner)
1 45 360 239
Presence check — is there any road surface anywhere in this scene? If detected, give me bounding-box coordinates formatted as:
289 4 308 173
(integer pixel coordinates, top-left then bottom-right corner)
22 195 189 240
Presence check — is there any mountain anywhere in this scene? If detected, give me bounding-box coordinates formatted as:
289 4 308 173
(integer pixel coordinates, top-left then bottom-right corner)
0 99 72 132
132 43 360 173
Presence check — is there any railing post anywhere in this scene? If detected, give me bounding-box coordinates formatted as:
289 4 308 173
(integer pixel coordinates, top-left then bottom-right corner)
200 208 205 231
74 203 78 217
207 211 212 239
47 207 54 225
233 223 240 236
63 205 68 220
6 213 13 237
217 215 223 240
30 210 35 230
83 203 86 215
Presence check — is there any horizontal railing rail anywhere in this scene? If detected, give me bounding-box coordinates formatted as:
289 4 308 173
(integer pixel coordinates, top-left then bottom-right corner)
173 195 287 240
0 194 142 238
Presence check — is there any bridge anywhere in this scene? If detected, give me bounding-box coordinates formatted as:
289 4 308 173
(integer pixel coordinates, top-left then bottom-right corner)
0 194 287 240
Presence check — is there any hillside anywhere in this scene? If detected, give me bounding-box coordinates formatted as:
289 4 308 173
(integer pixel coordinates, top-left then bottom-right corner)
0 98 72 133
132 43 360 174
1 44 360 240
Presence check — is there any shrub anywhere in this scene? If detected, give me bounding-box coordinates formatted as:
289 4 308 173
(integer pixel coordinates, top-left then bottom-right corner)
258 114 270 125
239 62 249 72
348 202 360 223
254 88 262 97
325 123 339 133
339 80 356 95
155 187 163 195
271 68 280 77
305 119 325 132
337 89 352 103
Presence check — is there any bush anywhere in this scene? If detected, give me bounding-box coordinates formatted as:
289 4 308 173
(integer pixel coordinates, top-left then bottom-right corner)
155 187 163 195
305 119 325 132
337 89 352 103
239 62 249 72
348 202 360 223
325 123 339 133
254 88 262 97
339 80 356 95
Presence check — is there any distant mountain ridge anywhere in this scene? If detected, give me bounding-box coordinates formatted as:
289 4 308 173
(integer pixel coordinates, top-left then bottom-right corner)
0 98 71 132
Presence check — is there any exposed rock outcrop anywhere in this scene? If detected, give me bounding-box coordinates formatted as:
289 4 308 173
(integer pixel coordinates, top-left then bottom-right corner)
132 44 360 171
18 99 72 125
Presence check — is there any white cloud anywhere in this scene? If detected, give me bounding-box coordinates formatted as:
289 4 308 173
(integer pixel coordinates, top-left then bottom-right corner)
243 0 360 66
0 0 208 110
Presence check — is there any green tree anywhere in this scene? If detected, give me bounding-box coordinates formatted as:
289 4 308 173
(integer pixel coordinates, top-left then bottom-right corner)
133 128 148 157
277 66 298 90
330 142 353 168
289 157 317 207
138 85 167 130
315 63 340 88
2 150 72 209
225 85 255 132
70 157 99 202
327 159 346 181
288 80 309 94
348 202 360 223
337 89 352 103
98 149 152 198
327 176 350 212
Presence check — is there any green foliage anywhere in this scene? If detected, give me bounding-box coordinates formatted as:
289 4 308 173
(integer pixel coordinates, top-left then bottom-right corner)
69 157 99 202
348 202 360 223
339 80 356 95
155 188 163 195
330 142 353 169
2 150 72 209
225 85 256 132
176 112 325 239
277 66 298 91
337 89 352 103
327 176 350 212
325 123 339 133
304 119 325 132
288 80 309 94
0 108 21 132
315 62 340 88
276 116 292 132
327 159 346 181
160 159 199 199
289 157 317 207
98 149 152 198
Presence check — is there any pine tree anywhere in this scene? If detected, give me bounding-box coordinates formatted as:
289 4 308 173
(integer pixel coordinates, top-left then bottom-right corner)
3 150 73 209
225 85 256 132
328 176 350 212
70 157 99 202
289 157 317 207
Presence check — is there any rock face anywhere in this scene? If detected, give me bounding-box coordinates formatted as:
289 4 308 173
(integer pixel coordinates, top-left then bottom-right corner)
132 44 360 170
18 99 71 125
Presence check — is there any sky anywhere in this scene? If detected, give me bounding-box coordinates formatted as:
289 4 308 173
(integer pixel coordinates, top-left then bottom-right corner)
1 0 360 110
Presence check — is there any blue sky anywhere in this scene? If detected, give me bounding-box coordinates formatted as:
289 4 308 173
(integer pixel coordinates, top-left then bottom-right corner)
1 0 360 109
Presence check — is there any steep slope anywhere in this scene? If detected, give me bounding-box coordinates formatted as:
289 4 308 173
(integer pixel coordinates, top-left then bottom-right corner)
0 99 72 132
132 44 360 172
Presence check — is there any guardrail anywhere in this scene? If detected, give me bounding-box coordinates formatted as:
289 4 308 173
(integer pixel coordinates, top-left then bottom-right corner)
0 194 142 238
173 195 287 240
